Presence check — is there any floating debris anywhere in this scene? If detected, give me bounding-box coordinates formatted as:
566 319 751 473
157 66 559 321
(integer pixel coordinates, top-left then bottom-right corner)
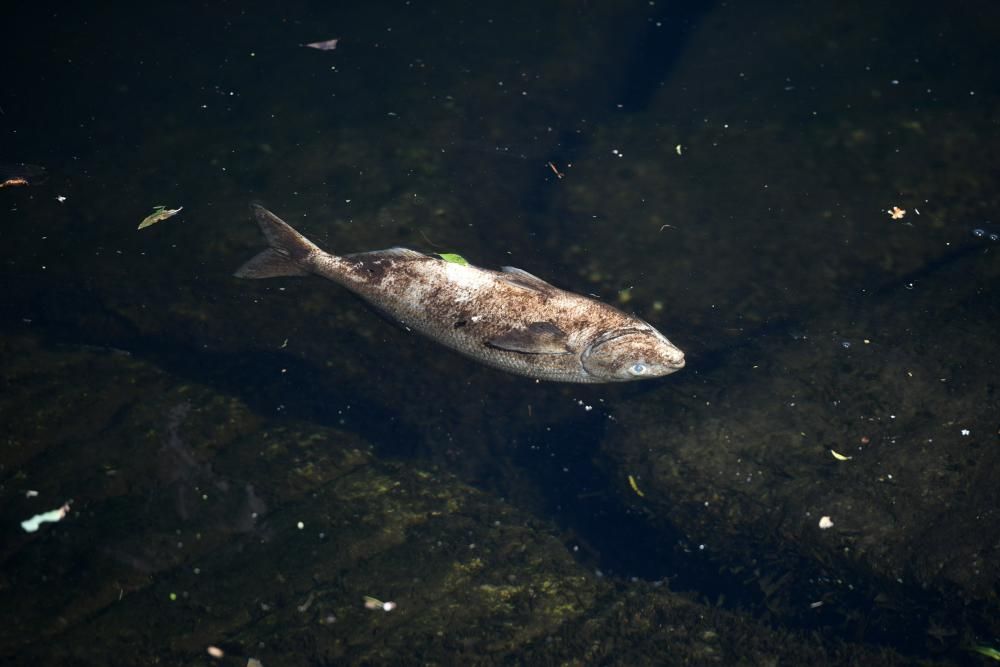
818 516 834 530
0 162 47 188
138 206 183 230
363 595 396 611
21 502 71 533
206 646 225 659
887 206 906 220
627 474 645 497
970 645 1000 661
437 253 469 266
303 38 339 51
297 591 315 613
547 161 565 179
830 449 852 461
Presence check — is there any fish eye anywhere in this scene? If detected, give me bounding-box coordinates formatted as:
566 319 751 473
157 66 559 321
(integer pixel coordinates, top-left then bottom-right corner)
628 363 647 375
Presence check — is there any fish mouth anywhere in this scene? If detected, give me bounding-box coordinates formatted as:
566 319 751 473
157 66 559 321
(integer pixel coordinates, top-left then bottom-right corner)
581 328 686 379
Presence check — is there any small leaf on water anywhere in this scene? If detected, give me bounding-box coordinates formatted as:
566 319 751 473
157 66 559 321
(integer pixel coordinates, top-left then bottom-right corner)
438 253 469 266
138 205 183 230
971 646 1000 661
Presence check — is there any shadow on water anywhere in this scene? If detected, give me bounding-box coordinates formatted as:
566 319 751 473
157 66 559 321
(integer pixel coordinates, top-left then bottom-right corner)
507 402 767 613
3 230 992 658
2 265 763 603
521 1 717 221
4 303 409 457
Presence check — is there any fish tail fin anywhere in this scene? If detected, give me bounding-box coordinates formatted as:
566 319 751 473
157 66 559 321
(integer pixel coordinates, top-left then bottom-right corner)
234 204 321 279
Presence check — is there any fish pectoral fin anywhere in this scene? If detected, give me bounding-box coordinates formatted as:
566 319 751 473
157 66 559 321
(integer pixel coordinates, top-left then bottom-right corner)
486 321 573 355
500 266 557 294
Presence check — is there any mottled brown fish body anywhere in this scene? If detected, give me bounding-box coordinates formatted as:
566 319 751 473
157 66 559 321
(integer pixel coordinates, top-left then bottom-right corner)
235 205 685 383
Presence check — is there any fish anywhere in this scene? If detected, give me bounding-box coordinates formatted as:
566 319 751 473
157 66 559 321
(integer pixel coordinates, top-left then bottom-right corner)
234 204 685 383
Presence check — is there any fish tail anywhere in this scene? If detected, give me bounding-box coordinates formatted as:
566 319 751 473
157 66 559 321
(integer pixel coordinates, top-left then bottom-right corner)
234 204 321 279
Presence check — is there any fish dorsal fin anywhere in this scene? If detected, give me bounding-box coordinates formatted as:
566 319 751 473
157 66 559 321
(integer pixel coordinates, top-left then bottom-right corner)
486 321 572 355
385 246 428 259
345 247 428 261
500 266 557 294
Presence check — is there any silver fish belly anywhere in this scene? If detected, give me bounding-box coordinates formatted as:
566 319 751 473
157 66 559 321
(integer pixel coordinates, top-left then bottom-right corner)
235 204 685 383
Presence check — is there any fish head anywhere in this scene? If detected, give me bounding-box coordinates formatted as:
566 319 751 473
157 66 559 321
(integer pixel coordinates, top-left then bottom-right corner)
581 327 685 382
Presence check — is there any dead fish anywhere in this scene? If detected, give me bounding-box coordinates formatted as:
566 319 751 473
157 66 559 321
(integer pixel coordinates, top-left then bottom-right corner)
235 205 685 383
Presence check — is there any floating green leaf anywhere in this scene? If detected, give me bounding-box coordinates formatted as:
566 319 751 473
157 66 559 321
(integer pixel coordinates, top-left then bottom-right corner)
138 205 183 230
438 253 468 266
971 646 1000 661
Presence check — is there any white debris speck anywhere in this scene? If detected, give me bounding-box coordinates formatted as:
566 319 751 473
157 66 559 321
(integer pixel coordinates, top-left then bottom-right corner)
297 591 315 613
818 516 834 530
960 429 970 436
303 38 339 51
207 645 225 658
364 595 396 611
297 521 305 530
25 490 39 498
21 502 71 533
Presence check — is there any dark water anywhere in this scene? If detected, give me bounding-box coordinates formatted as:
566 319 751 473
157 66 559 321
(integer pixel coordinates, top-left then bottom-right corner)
2 1 998 665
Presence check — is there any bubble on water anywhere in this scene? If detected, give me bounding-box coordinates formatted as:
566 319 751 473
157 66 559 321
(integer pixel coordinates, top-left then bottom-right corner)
841 341 851 349
990 233 999 242
973 228 986 237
